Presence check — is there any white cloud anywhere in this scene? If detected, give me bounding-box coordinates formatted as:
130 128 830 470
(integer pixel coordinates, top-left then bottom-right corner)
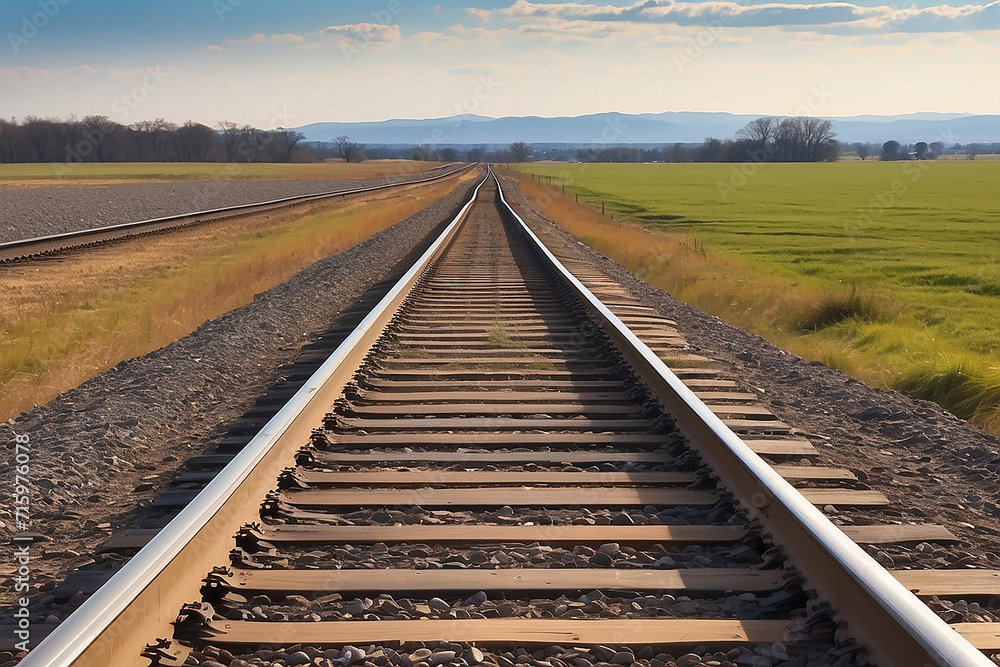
440 19 662 45
204 25 400 53
466 8 492 23
495 0 1000 34
0 66 177 83
412 30 467 46
320 23 402 46
222 32 305 47
270 33 306 43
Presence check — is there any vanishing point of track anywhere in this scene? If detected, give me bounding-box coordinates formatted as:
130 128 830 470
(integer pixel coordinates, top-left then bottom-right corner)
18 168 1000 666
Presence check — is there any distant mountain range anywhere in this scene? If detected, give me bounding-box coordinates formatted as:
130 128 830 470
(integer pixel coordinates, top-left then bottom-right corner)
297 112 1000 146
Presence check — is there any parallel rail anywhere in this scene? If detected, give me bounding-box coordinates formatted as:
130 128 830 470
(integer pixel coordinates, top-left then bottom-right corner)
18 168 998 667
0 163 473 262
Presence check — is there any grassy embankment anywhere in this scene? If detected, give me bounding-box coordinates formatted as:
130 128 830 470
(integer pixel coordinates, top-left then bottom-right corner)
0 160 444 186
0 172 471 421
511 162 1000 433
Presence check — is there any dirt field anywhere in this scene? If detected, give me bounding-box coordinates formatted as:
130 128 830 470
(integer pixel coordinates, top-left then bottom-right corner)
0 160 444 188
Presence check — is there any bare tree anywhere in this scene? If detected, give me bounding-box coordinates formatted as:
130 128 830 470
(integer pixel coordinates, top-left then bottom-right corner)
218 121 242 162
237 124 263 162
128 122 146 161
23 116 55 162
410 145 433 161
176 121 217 161
0 118 16 162
800 117 837 162
882 140 901 161
466 146 485 162
334 135 353 161
509 141 532 162
736 116 777 152
665 143 689 163
141 118 177 161
82 115 121 162
768 117 836 162
347 146 367 163
698 137 725 162
274 128 305 162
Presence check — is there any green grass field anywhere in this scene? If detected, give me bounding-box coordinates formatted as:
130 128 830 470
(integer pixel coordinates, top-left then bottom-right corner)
0 160 441 183
515 161 1000 432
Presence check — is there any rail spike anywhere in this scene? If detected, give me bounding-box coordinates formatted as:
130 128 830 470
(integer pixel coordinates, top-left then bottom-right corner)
234 523 275 553
141 638 191 667
259 490 284 517
333 397 357 416
295 446 319 466
202 567 250 606
230 548 265 569
277 466 310 490
323 412 354 432
172 602 219 636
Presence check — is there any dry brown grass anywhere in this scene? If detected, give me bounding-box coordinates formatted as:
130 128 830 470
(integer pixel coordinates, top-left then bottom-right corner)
0 172 476 420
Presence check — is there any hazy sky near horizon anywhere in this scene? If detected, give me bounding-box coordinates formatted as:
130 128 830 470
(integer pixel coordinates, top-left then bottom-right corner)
1 0 997 128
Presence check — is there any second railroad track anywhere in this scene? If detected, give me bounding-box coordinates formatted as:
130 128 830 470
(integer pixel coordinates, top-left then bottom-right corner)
0 163 473 263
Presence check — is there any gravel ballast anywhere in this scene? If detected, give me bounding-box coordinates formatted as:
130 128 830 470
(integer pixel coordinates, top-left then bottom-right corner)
0 170 434 244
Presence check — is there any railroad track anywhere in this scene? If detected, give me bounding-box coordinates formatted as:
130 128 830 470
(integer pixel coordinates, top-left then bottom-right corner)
0 163 473 263
17 169 1000 667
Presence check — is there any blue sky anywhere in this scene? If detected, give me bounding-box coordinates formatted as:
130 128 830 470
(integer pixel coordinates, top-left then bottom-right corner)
1 0 997 126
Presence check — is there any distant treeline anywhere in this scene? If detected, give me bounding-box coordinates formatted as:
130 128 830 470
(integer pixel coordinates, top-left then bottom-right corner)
0 115 510 165
0 116 316 164
535 116 841 163
853 140 1000 161
4 115 997 166
523 117 1000 163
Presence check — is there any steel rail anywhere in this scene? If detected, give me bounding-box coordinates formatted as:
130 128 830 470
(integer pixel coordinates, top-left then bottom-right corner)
491 168 993 667
0 163 474 262
18 169 491 667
